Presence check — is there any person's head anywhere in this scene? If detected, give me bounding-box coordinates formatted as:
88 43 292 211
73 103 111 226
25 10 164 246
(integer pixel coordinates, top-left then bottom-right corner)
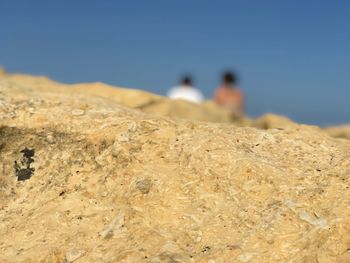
181 75 192 86
222 71 238 86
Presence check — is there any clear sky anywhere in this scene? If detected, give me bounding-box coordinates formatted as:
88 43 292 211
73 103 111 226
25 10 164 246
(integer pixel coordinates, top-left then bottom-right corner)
1 0 349 125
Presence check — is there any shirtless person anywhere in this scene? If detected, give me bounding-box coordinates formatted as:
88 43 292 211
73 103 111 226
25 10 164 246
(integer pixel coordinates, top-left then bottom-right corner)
214 71 244 114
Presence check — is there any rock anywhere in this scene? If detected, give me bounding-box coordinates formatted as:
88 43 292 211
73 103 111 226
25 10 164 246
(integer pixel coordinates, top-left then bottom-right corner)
252 113 299 129
99 212 125 239
0 67 6 76
136 178 152 194
2 73 244 124
46 133 55 144
71 109 85 116
64 249 85 262
0 74 349 262
324 125 350 140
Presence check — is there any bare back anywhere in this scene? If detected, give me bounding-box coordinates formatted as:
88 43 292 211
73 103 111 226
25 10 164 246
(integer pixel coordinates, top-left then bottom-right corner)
214 85 244 114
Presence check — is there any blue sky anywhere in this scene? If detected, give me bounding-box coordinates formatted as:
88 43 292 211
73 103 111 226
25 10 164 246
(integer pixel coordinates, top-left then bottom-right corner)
1 0 349 125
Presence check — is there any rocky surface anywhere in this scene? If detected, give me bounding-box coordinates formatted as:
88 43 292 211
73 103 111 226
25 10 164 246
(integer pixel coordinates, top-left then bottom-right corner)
324 125 350 140
0 74 350 262
0 67 6 76
3 74 243 124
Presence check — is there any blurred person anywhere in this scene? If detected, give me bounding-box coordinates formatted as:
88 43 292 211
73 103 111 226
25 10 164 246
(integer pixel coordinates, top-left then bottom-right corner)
214 71 244 114
168 75 204 103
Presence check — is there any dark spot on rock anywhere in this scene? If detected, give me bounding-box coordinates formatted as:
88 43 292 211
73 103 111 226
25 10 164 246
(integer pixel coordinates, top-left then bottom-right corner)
15 168 34 181
21 148 35 160
103 230 114 239
14 148 35 181
59 191 65 196
227 244 241 250
201 246 211 253
0 143 5 151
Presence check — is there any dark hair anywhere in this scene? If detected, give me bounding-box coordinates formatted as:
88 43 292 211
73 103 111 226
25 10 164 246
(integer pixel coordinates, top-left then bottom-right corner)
181 75 192 86
222 71 238 85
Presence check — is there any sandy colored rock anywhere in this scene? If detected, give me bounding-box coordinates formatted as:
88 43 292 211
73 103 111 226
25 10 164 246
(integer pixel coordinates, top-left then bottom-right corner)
325 125 350 140
0 67 7 76
70 81 244 123
1 74 348 139
3 74 242 124
0 75 350 263
252 113 299 129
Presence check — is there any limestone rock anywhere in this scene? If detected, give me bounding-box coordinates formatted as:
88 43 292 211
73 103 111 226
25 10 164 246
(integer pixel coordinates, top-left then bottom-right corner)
325 125 350 140
0 74 350 262
0 67 6 76
4 74 241 123
252 113 299 129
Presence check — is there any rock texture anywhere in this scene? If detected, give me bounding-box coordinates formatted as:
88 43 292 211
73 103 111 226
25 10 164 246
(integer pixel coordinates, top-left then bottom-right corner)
3 74 244 124
251 114 299 130
0 74 350 263
325 125 350 140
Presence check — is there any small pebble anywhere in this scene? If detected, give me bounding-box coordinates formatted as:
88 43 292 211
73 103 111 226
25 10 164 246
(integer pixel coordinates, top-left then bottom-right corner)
76 135 86 141
71 109 85 116
136 179 152 194
112 142 120 157
65 249 85 262
46 134 55 144
27 107 35 113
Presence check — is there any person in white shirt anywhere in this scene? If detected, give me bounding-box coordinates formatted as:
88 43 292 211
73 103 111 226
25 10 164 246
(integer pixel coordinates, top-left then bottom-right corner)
167 75 204 103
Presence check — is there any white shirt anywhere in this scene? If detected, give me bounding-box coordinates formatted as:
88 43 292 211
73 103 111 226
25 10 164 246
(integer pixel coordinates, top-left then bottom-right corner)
167 85 204 103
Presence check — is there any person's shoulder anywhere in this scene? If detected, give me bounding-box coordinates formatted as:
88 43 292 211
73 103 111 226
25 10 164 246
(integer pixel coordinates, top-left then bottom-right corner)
191 87 204 100
214 85 226 95
168 86 180 97
232 87 244 100
235 87 244 95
